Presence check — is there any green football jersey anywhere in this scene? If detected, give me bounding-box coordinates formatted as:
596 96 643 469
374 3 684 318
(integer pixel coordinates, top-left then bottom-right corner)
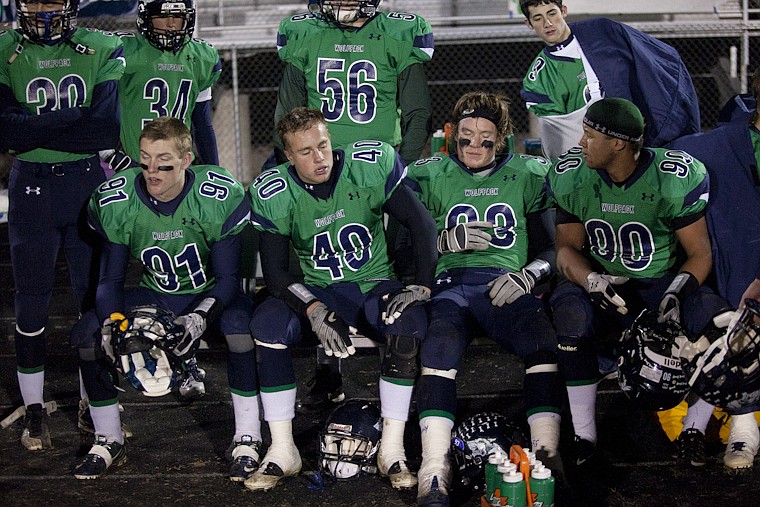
276 11 433 148
548 147 709 278
0 28 125 163
522 38 591 117
118 34 221 159
249 141 402 292
407 154 552 276
89 165 248 294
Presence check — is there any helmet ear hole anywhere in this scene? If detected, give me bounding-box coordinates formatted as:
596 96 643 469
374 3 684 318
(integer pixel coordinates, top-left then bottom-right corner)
319 400 382 480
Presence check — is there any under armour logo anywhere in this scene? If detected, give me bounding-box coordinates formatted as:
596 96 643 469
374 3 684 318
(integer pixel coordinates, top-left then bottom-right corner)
369 33 382 40
182 217 197 226
25 186 41 195
503 174 516 182
641 193 654 202
348 191 360 200
436 277 452 285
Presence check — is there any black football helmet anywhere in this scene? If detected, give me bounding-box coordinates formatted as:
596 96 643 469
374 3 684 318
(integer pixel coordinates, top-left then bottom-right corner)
308 0 381 27
102 305 185 397
451 412 528 491
16 0 79 45
137 0 196 52
618 310 690 411
319 400 382 479
680 301 760 411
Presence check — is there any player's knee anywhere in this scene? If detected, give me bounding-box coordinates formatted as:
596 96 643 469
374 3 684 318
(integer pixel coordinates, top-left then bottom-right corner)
226 333 255 353
421 318 464 370
524 350 559 372
381 334 419 380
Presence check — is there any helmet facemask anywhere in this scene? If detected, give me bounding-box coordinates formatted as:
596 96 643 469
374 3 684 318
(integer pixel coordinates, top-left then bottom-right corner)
16 0 78 45
310 0 380 27
320 430 379 479
137 0 196 53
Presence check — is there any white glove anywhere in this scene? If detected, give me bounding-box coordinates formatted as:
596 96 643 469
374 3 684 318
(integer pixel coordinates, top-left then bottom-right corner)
658 293 681 323
173 312 206 360
488 269 536 306
99 149 133 172
308 303 357 358
437 221 493 253
381 285 430 324
585 272 629 315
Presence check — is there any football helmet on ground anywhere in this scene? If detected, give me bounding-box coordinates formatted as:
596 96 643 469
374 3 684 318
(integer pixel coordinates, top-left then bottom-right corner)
16 0 79 45
618 309 690 411
451 412 528 491
137 0 195 52
319 400 382 480
679 301 760 411
308 0 381 27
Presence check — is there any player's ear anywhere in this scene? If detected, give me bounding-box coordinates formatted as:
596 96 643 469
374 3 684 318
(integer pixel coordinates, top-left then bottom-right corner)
181 151 193 170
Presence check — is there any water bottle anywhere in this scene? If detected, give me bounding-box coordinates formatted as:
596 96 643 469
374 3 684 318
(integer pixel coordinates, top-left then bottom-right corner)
485 451 503 504
491 463 515 506
431 128 446 154
529 464 555 507
500 470 527 507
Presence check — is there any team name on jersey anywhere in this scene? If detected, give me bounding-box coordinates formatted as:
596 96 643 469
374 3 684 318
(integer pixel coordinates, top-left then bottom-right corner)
464 188 499 197
38 58 72 69
314 209 346 228
157 63 185 72
600 203 635 214
334 44 364 53
152 229 184 241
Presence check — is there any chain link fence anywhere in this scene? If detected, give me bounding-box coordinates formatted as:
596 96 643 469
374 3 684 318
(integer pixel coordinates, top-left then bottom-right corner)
76 6 760 185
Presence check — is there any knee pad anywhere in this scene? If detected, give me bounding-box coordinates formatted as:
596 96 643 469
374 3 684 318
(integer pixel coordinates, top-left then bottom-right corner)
381 334 419 381
226 333 255 354
421 318 466 371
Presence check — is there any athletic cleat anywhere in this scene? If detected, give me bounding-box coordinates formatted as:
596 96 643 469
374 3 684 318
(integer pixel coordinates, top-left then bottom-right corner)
416 461 451 507
77 399 133 438
20 403 52 451
572 435 596 466
378 448 417 489
178 368 206 398
243 445 302 491
724 413 759 470
675 428 707 467
227 435 263 482
297 366 344 411
72 435 127 479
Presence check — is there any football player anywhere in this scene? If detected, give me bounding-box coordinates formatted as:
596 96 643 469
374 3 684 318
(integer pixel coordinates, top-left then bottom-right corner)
0 0 124 451
246 107 437 491
101 0 221 172
70 118 260 481
548 98 728 467
406 92 563 505
668 71 760 469
519 0 700 159
272 0 434 408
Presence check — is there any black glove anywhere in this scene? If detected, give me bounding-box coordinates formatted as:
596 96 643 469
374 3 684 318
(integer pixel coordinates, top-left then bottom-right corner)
99 149 133 172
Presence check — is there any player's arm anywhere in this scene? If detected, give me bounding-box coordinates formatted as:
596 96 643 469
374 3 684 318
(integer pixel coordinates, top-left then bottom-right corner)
272 63 308 164
94 240 130 323
383 183 437 289
674 216 712 285
191 99 219 165
397 63 432 164
259 230 310 312
554 207 593 287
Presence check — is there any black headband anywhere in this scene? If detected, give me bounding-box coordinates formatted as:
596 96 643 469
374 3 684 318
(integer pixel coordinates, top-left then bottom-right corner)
456 107 501 127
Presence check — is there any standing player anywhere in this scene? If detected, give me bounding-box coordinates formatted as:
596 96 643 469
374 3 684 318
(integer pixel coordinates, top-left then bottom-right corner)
246 107 437 491
406 92 564 505
669 74 760 469
0 0 124 451
103 0 221 170
519 0 699 159
273 0 434 407
548 98 727 467
70 118 261 481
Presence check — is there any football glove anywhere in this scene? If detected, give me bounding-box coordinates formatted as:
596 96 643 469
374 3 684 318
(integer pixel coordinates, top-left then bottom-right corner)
99 149 133 172
381 284 430 324
308 303 357 358
172 312 206 361
437 221 493 254
585 272 629 315
658 272 699 324
100 312 127 364
488 259 551 306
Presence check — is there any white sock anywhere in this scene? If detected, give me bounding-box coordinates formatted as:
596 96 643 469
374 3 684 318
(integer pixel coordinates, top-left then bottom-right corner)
419 416 454 470
528 413 561 457
379 378 413 421
90 403 123 444
682 397 714 434
231 392 261 442
79 370 87 401
567 383 597 443
267 419 296 450
260 388 296 422
380 417 407 463
17 370 44 407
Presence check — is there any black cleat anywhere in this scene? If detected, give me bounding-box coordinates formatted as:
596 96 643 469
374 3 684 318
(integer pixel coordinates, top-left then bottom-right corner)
21 403 52 451
675 428 707 467
73 436 127 479
297 367 345 411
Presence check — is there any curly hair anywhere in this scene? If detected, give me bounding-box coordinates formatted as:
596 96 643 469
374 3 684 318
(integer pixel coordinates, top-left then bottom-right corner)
450 91 513 153
277 107 328 150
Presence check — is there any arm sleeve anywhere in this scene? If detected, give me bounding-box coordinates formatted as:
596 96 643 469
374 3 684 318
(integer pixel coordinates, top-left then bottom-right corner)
205 232 241 307
272 63 308 163
191 100 219 165
259 231 309 312
397 63 432 164
383 184 437 288
95 241 130 322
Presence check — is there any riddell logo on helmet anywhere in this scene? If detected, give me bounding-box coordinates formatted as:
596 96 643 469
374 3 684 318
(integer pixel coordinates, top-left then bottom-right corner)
328 423 352 432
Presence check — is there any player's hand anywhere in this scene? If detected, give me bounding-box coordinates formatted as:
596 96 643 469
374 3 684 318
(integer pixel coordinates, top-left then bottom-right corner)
658 293 681 324
381 285 430 324
100 312 127 364
437 221 493 253
99 149 133 172
585 272 629 315
488 269 537 306
308 303 357 358
172 312 206 361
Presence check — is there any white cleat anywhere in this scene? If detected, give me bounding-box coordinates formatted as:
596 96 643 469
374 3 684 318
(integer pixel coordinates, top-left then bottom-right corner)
724 412 760 470
243 445 302 491
378 447 418 489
